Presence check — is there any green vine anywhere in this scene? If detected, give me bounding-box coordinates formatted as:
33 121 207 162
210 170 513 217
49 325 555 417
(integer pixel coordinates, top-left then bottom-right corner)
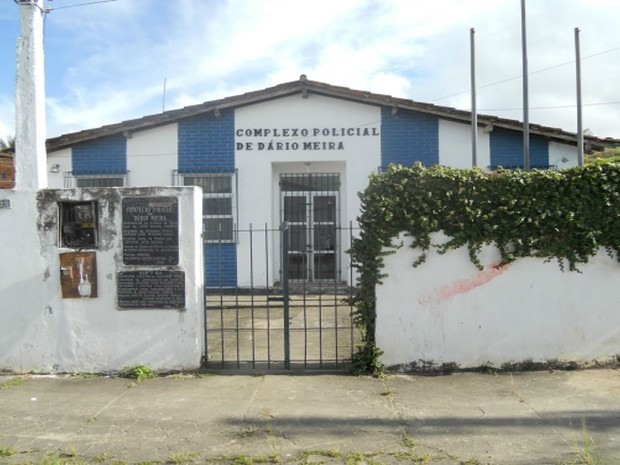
349 163 620 374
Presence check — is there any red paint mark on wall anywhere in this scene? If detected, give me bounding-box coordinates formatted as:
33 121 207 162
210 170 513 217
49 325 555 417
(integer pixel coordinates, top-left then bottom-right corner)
420 260 511 306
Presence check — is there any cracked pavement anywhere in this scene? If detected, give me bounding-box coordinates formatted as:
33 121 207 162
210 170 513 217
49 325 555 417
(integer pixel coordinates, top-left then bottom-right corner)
0 369 619 464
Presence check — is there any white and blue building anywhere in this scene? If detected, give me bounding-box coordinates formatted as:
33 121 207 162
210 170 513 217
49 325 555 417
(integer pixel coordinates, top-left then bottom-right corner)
45 76 618 288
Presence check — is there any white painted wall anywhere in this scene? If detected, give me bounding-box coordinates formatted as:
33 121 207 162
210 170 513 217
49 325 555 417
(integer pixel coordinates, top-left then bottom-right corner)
0 191 50 372
439 120 491 169
549 141 578 169
0 187 204 373
235 94 380 286
47 148 71 188
376 233 620 369
127 123 178 186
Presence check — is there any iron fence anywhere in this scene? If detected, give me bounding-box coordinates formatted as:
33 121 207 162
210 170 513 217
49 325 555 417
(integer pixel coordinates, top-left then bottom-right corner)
203 222 362 372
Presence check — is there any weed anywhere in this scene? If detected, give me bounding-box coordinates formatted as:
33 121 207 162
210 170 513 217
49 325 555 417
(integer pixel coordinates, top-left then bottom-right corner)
92 453 111 463
0 446 16 457
573 424 604 465
167 451 198 464
230 456 254 465
136 461 160 465
63 446 78 457
390 450 430 463
236 425 259 438
120 365 156 383
38 454 67 465
298 450 342 461
344 452 365 465
0 376 27 390
402 435 417 448
350 344 384 376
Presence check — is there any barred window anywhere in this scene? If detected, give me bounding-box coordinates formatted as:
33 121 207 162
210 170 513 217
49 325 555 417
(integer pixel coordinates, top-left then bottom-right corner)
183 174 235 242
76 176 125 188
64 171 128 188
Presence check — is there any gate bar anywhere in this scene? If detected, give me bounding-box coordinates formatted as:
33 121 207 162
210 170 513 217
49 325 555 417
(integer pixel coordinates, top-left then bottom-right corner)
281 222 291 370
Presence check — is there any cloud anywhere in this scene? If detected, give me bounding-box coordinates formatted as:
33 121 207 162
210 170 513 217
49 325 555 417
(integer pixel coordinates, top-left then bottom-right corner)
1 0 619 138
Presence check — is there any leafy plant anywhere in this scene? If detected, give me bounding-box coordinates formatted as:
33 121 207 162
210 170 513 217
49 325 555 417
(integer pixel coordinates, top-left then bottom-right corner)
120 365 156 382
350 344 384 376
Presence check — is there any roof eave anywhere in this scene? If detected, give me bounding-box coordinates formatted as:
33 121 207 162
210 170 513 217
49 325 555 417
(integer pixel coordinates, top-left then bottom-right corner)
46 78 620 153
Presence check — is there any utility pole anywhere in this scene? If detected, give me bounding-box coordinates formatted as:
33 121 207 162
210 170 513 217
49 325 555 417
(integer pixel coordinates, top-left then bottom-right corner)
470 28 478 168
575 27 584 167
520 0 530 171
15 0 48 190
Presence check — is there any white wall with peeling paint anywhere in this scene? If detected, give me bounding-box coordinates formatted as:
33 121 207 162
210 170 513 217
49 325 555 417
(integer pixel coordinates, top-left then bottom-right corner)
0 187 204 374
376 232 620 369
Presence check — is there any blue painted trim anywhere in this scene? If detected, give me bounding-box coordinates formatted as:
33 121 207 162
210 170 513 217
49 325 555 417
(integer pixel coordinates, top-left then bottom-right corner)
381 107 439 167
490 128 549 169
72 134 127 175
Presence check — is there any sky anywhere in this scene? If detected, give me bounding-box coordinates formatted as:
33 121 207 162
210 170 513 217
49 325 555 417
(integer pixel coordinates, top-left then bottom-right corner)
1 0 619 141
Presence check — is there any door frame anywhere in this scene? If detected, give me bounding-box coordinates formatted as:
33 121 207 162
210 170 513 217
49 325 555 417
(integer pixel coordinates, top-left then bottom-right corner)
279 173 341 282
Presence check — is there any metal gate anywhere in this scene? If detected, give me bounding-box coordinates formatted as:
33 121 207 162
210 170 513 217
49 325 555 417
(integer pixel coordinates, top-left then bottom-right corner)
203 223 361 372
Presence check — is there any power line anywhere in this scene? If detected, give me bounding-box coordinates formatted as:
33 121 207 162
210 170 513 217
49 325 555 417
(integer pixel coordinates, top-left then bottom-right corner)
430 46 620 103
480 101 620 112
46 0 117 11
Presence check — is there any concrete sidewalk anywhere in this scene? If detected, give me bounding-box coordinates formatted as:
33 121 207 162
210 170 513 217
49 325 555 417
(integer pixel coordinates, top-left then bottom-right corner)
0 369 618 465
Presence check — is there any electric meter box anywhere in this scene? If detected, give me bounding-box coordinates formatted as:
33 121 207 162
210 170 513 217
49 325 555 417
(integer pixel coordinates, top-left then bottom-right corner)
59 201 98 249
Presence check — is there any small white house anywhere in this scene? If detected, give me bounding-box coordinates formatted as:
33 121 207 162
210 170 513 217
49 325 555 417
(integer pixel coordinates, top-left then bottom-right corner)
45 76 618 289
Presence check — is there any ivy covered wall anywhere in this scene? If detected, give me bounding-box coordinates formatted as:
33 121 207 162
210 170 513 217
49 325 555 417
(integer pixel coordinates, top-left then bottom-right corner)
349 163 620 373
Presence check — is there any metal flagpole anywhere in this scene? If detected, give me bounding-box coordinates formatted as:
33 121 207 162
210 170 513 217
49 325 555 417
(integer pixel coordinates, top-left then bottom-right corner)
521 0 530 170
575 27 584 167
471 27 478 168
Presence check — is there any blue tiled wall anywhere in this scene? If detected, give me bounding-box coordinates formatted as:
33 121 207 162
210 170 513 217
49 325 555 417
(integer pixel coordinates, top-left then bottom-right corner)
72 134 127 175
178 109 237 287
205 244 237 288
380 107 439 168
490 128 549 169
178 110 235 172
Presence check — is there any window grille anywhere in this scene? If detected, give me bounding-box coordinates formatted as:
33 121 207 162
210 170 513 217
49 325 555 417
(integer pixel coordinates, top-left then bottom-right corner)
64 171 128 188
174 169 238 243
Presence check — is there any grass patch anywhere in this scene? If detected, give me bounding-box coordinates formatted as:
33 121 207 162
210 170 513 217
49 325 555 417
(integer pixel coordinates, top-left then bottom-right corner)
229 456 254 465
0 446 17 457
167 451 198 464
0 376 28 390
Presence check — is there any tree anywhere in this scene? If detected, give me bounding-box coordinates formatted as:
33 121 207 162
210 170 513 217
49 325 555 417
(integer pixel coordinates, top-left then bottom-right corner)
0 135 15 155
586 147 620 165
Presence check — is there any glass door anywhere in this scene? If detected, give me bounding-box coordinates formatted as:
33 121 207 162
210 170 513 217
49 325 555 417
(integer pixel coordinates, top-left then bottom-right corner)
281 174 339 282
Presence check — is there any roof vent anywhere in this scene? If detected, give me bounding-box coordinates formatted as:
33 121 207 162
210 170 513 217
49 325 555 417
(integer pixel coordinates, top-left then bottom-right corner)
299 74 307 82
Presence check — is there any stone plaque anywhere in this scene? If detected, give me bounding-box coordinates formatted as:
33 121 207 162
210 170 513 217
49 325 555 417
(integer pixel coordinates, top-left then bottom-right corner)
117 270 185 309
122 197 179 265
